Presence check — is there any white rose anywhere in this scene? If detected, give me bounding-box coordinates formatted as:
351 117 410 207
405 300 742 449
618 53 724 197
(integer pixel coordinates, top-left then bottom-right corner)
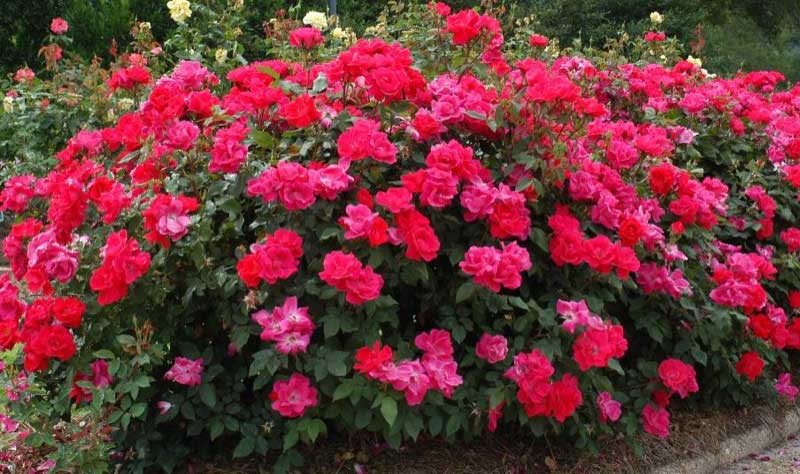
167 0 192 23
302 11 328 30
3 96 13 113
687 55 702 68
215 48 228 64
650 11 663 24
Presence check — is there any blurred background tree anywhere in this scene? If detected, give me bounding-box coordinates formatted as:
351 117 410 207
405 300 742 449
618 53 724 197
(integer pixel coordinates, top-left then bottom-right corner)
0 0 797 81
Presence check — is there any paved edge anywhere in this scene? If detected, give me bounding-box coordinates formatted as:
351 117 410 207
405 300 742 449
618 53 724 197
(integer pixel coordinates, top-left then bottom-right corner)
650 407 800 474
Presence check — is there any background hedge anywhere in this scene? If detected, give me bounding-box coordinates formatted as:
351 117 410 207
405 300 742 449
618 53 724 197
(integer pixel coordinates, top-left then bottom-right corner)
0 0 798 81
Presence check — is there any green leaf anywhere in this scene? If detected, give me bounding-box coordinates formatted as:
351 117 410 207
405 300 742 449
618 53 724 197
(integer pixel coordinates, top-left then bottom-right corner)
312 74 329 93
130 403 146 418
283 429 299 451
250 130 275 149
325 351 348 377
429 415 443 436
691 346 708 366
233 437 255 459
209 420 224 441
355 409 372 429
607 359 625 375
455 281 475 303
380 397 398 427
332 382 353 401
308 419 326 443
199 384 217 409
93 349 115 359
445 414 462 436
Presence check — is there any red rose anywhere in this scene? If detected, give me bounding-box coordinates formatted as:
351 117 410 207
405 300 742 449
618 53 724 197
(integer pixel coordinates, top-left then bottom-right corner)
446 9 482 45
747 314 774 340
658 358 699 399
529 34 549 48
52 297 85 328
31 324 76 362
279 94 321 129
0 319 18 350
618 218 644 246
789 291 800 309
736 351 765 382
582 236 617 274
648 163 676 195
288 27 324 49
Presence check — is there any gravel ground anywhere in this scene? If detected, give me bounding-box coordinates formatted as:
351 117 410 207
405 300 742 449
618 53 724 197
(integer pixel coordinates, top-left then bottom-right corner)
717 434 800 474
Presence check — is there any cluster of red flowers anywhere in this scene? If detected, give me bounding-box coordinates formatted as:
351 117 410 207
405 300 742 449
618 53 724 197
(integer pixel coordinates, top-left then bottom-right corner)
5 3 800 448
354 329 463 406
236 229 304 288
548 206 640 279
89 230 151 305
504 349 583 422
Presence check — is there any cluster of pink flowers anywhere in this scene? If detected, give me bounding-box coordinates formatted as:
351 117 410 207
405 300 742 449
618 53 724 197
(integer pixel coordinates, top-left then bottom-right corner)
318 251 383 304
252 297 315 355
247 162 353 210
709 249 775 312
338 203 389 247
459 242 531 292
142 194 199 247
636 263 692 299
209 120 250 174
236 229 304 288
354 329 463 405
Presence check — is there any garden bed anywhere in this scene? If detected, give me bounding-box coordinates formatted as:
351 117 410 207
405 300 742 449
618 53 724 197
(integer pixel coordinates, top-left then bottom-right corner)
194 401 797 474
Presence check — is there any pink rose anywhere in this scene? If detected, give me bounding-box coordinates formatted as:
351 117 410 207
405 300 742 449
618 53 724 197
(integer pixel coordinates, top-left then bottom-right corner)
475 333 508 363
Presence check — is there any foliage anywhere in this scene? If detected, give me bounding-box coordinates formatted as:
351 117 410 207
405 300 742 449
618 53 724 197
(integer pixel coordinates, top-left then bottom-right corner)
2 2 800 474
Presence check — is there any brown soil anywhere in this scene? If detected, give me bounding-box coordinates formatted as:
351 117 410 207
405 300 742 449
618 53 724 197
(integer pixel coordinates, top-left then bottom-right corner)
197 403 789 474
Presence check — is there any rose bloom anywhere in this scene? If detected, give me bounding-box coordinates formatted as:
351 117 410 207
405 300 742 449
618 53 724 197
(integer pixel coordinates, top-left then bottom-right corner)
736 351 765 382
529 34 548 48
164 357 203 386
596 392 622 423
475 333 508 363
50 18 68 35
269 373 318 418
288 27 324 49
642 404 670 438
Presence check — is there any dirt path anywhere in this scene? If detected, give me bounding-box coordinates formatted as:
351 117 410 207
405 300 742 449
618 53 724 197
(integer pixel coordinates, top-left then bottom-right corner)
717 434 800 474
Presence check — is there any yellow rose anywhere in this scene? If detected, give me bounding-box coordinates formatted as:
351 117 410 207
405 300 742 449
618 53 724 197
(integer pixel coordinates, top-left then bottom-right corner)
650 11 663 24
687 55 702 68
166 0 192 23
302 11 328 30
215 48 228 64
3 96 14 113
118 98 135 111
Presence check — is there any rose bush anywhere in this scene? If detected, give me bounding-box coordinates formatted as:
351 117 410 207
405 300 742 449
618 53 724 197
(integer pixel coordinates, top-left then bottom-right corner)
2 2 800 473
